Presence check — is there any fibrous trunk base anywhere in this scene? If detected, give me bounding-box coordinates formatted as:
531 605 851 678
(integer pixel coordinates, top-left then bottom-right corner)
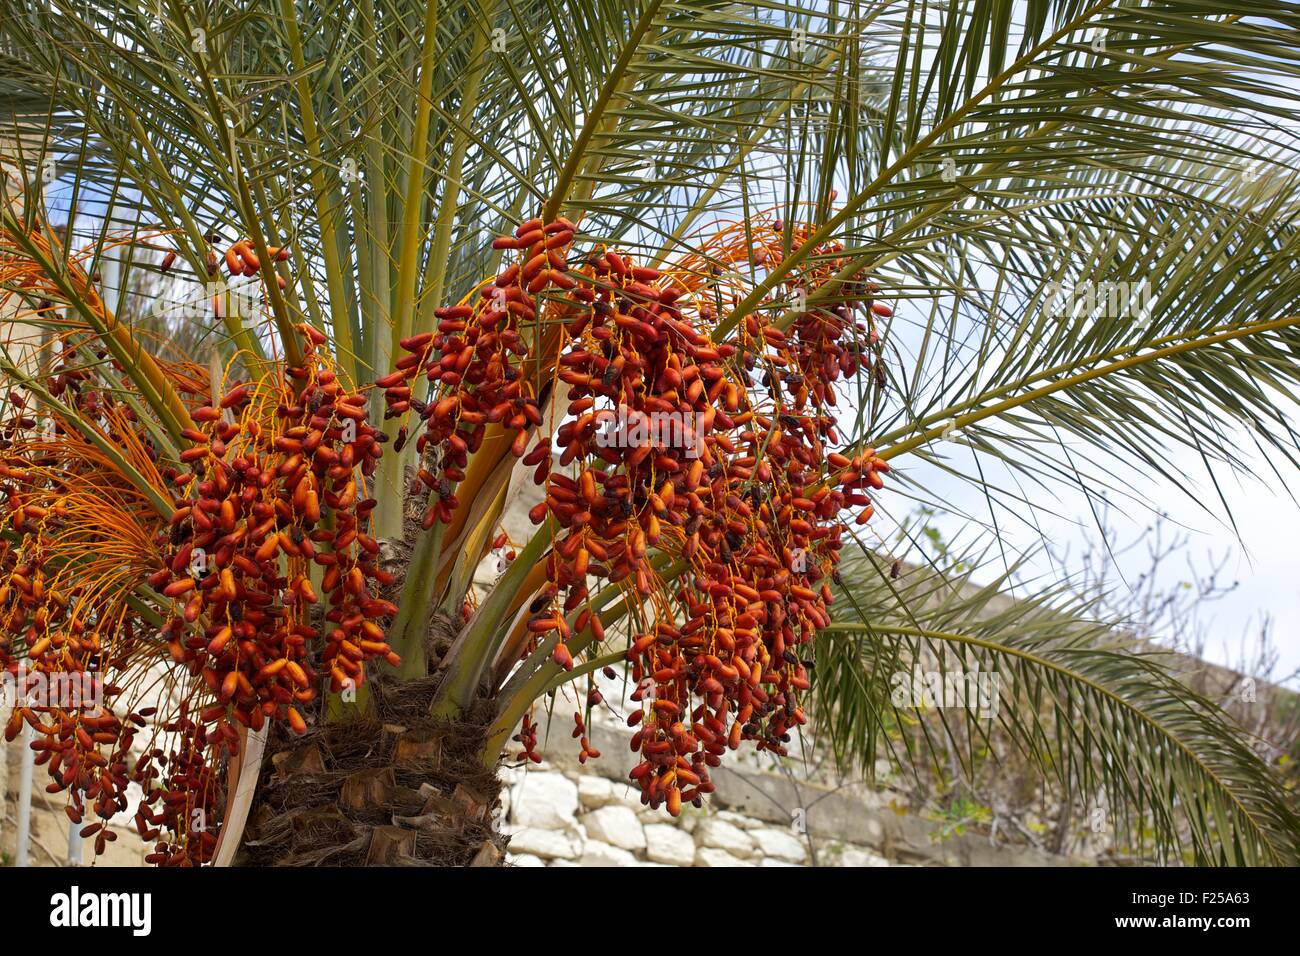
236 673 504 866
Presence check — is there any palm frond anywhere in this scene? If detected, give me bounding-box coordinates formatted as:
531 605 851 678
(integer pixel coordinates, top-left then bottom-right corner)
817 545 1300 865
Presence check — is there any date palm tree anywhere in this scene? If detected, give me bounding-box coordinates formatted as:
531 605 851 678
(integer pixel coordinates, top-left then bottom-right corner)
1 0 1299 866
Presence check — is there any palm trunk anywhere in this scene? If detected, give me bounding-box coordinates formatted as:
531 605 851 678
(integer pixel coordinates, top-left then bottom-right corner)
235 613 506 867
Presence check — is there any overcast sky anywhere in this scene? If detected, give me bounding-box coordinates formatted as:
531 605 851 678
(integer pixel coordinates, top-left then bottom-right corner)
898 439 1300 688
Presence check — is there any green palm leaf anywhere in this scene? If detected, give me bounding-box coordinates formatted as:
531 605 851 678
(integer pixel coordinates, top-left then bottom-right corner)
818 547 1300 865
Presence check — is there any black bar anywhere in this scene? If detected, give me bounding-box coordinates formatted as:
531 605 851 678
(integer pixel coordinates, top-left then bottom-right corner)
2 864 1290 942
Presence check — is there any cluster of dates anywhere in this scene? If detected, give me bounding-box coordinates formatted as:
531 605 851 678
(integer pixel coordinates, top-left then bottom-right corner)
155 326 397 703
141 325 398 861
550 235 887 812
403 216 890 814
0 399 206 860
0 324 400 863
377 218 574 526
0 342 180 858
0 538 139 857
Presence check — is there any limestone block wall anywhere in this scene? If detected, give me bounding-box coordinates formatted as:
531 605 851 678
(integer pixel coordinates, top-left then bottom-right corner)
497 673 1086 868
1 689 1090 867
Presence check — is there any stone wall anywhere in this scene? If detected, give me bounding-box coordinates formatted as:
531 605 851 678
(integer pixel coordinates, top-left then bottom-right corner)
0 708 1084 868
498 673 1085 868
2 685 1089 867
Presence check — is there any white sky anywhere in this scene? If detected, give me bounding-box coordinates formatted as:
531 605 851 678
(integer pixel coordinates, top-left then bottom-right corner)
897 441 1300 688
